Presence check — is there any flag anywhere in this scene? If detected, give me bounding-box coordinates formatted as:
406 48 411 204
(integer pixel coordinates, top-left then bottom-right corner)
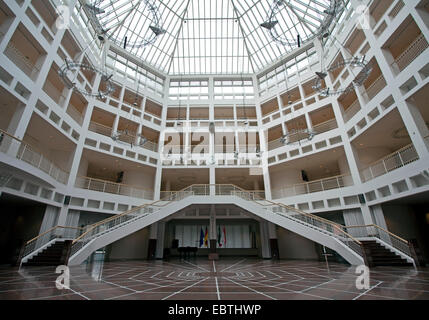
199 227 204 247
217 226 222 247
223 226 227 247
204 227 209 247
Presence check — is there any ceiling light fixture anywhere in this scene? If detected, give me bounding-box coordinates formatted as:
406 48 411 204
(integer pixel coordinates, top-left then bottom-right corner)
86 0 167 49
261 0 344 48
313 56 373 97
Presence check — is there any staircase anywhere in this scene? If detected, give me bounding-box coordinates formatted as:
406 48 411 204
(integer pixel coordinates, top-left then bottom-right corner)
21 241 71 267
361 240 413 267
18 184 416 268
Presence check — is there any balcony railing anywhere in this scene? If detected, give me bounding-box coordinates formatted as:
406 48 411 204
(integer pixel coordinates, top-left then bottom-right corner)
393 34 429 72
66 104 84 125
365 75 387 101
268 138 284 151
311 118 338 134
4 42 40 79
88 121 113 138
268 130 312 151
343 100 361 123
43 80 67 106
0 129 69 184
88 123 158 151
272 174 353 199
75 176 154 200
360 143 419 182
215 144 237 153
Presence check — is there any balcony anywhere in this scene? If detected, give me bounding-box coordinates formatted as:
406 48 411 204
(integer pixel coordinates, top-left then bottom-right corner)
312 118 338 135
0 129 69 184
43 79 67 107
272 174 353 199
392 34 429 72
66 103 84 125
360 144 419 182
365 75 387 101
343 99 361 123
75 176 154 200
88 121 113 138
4 42 40 80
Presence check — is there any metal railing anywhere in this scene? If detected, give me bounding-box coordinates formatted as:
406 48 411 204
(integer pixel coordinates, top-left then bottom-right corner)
75 176 154 200
311 118 338 134
4 42 39 79
365 75 387 101
21 226 83 262
67 104 84 125
215 144 237 153
345 224 411 258
343 99 361 123
43 80 67 106
0 129 69 184
88 121 113 138
360 143 419 182
70 188 195 257
22 185 416 265
393 34 429 72
267 130 311 151
272 174 353 199
69 184 363 261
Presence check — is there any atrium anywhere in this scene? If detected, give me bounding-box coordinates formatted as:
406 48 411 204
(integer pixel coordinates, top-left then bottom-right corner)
0 0 429 301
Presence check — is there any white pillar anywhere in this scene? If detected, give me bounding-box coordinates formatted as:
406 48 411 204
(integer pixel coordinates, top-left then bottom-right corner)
155 222 165 259
210 205 216 240
259 221 271 259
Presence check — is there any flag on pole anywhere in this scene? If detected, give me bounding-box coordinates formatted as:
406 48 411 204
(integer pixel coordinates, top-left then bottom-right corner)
199 227 204 247
204 227 209 247
223 226 227 247
217 226 222 247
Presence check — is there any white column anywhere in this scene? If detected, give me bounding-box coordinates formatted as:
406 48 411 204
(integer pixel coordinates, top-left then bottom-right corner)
210 166 215 195
210 205 216 240
259 221 271 259
155 221 165 259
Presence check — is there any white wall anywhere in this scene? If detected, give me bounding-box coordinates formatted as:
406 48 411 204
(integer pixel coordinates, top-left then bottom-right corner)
122 168 155 190
108 227 150 260
276 227 319 260
355 147 391 168
270 167 302 191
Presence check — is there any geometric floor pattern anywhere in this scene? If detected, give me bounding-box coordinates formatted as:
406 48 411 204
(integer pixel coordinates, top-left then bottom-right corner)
1 259 429 300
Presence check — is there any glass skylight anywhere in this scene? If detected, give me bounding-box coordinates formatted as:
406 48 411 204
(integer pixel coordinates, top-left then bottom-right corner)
84 0 340 75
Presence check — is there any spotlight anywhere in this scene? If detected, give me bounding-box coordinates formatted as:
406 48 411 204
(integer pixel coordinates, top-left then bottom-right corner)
260 21 278 30
84 4 105 15
315 72 327 80
150 26 166 36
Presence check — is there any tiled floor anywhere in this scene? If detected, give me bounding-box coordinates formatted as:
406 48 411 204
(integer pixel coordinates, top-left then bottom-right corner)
1 259 429 300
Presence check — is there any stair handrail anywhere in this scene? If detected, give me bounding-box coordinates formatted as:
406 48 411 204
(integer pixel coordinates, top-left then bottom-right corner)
70 183 201 247
220 183 349 230
225 184 363 256
215 184 362 243
25 226 84 245
345 224 408 243
344 224 411 258
21 226 84 262
65 183 363 261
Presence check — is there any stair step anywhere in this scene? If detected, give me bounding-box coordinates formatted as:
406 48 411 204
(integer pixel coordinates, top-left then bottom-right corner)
373 262 413 267
22 241 68 267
